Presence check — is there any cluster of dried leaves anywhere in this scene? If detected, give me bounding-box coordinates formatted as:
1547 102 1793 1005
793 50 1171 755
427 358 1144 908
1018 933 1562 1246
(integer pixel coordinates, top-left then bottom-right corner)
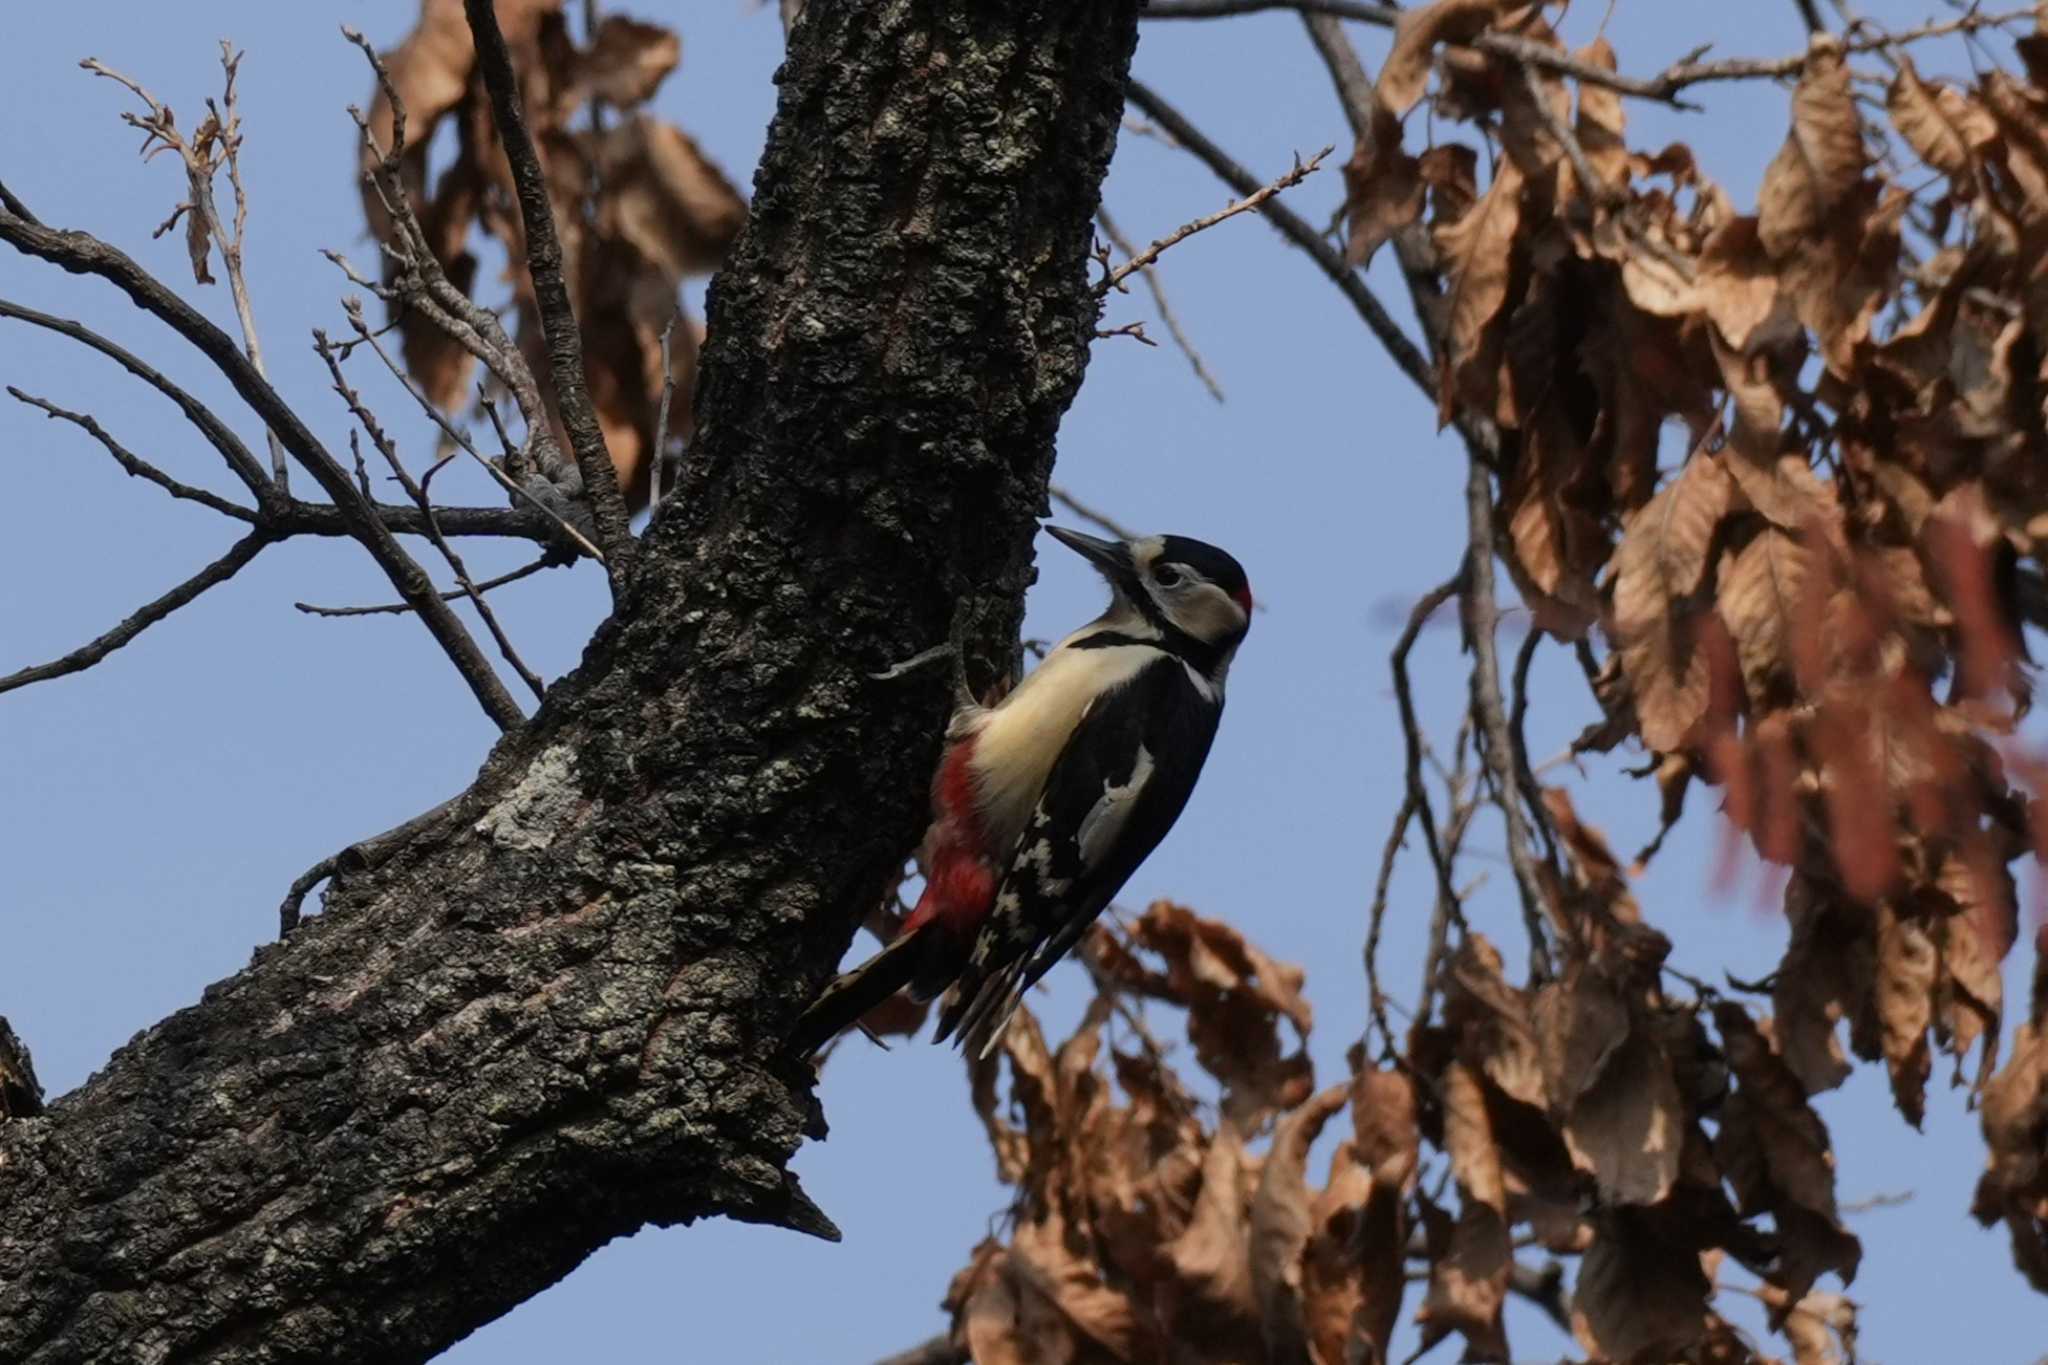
1344 0 2048 1320
916 4 2048 1361
366 0 744 507
940 901 1872 1364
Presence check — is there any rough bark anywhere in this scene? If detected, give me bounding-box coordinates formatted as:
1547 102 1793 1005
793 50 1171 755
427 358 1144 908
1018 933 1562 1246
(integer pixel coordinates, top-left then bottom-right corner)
0 4 1139 1361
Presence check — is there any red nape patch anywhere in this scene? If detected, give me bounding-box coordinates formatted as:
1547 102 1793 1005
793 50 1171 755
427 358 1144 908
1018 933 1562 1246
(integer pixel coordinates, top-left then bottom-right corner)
1233 583 1255 617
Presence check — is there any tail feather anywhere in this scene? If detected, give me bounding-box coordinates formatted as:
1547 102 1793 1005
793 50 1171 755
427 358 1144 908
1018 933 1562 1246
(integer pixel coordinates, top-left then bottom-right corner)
789 928 930 1056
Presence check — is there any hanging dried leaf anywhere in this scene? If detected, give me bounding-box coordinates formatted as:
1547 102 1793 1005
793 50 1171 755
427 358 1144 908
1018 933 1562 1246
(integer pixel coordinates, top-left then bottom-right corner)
1611 453 1733 751
1758 37 1867 259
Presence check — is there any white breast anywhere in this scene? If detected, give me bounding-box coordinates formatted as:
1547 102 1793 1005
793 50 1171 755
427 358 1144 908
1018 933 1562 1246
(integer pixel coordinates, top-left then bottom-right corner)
962 640 1156 864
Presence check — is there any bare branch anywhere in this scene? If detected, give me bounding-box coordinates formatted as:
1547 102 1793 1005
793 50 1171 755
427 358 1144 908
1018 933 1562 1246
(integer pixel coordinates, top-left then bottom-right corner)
651 309 680 511
0 297 273 504
1389 572 1469 1029
1049 485 1140 543
0 531 272 696
337 26 556 492
1145 0 1397 22
8 387 255 522
82 49 291 489
463 0 638 586
0 209 542 728
1096 145 1331 295
1095 206 1225 402
295 553 559 618
315 332 541 716
1123 79 1434 399
335 296 608 564
1461 458 1555 982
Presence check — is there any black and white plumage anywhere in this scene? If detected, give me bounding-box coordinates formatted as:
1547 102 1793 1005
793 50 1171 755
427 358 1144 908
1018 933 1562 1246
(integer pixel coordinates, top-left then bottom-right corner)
790 524 1252 1058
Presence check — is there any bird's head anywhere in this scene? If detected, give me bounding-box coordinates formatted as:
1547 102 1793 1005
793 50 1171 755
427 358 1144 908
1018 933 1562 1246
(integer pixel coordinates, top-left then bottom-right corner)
1047 525 1252 662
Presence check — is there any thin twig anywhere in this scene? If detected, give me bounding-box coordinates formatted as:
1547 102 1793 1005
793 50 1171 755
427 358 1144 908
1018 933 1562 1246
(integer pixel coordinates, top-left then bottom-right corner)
316 331 543 710
1390 572 1469 1026
9 388 255 522
1048 486 1140 543
651 308 680 512
1508 627 1558 867
338 297 607 563
1096 146 1330 296
1364 791 1418 1061
0 210 532 728
464 0 637 587
81 50 290 490
1461 459 1555 982
1095 206 1225 402
0 532 272 695
1124 80 1435 402
0 298 274 504
296 554 559 618
1145 0 1398 22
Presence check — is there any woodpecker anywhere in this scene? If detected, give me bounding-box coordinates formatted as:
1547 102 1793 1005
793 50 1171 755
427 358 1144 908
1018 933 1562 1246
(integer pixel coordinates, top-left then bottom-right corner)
791 525 1252 1058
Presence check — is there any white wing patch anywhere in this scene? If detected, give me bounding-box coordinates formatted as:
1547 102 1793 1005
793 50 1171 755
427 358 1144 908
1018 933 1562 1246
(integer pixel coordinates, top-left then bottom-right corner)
1076 744 1155 868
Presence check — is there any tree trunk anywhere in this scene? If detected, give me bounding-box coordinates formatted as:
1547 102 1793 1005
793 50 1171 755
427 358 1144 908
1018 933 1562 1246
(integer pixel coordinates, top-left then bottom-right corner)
0 4 1139 1360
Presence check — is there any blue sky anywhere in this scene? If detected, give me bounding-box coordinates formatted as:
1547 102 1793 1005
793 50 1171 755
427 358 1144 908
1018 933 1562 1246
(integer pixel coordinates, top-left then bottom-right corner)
2 2 2039 1361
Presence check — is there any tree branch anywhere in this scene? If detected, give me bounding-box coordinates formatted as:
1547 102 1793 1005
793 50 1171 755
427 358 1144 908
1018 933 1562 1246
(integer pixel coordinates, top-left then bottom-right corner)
0 530 271 696
8 386 256 522
1122 79 1433 397
1096 146 1330 295
0 5 1144 1360
0 297 274 504
0 211 534 728
463 0 637 588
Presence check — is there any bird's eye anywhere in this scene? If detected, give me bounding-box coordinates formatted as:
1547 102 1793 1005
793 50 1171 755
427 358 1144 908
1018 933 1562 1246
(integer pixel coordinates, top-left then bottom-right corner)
1154 565 1183 588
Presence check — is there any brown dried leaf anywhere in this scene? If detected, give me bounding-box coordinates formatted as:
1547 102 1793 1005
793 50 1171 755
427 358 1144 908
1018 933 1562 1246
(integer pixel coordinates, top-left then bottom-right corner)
1010 1206 1153 1360
1435 160 1526 419
1537 979 1684 1206
1698 217 1791 353
1574 39 1629 191
1611 453 1733 751
1718 526 1812 706
1973 931 2048 1290
1343 101 1423 268
1164 1126 1264 1358
575 15 679 108
1715 1005 1862 1303
1418 1063 1510 1359
1886 56 1991 179
1571 1210 1711 1364
1757 37 1866 260
598 115 747 279
1875 903 1937 1125
1377 0 1509 117
1444 935 1544 1108
1248 1084 1348 1360
1773 877 1875 1095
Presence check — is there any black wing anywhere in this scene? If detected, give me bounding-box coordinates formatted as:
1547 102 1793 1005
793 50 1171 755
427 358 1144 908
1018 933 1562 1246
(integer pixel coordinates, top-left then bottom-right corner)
935 655 1221 1053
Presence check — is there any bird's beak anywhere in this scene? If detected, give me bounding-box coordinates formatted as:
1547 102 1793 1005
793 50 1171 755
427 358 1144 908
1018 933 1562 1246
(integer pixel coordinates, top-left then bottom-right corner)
1046 525 1133 588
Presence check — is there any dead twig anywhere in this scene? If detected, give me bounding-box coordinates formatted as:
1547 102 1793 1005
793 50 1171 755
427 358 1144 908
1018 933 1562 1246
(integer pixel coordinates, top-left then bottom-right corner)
1048 486 1140 543
1123 80 1435 404
315 331 542 713
82 49 290 490
651 309 680 512
1144 0 1398 22
1461 458 1556 982
295 554 559 619
463 0 637 588
9 387 255 523
1096 146 1331 296
1095 206 1225 402
0 532 273 696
